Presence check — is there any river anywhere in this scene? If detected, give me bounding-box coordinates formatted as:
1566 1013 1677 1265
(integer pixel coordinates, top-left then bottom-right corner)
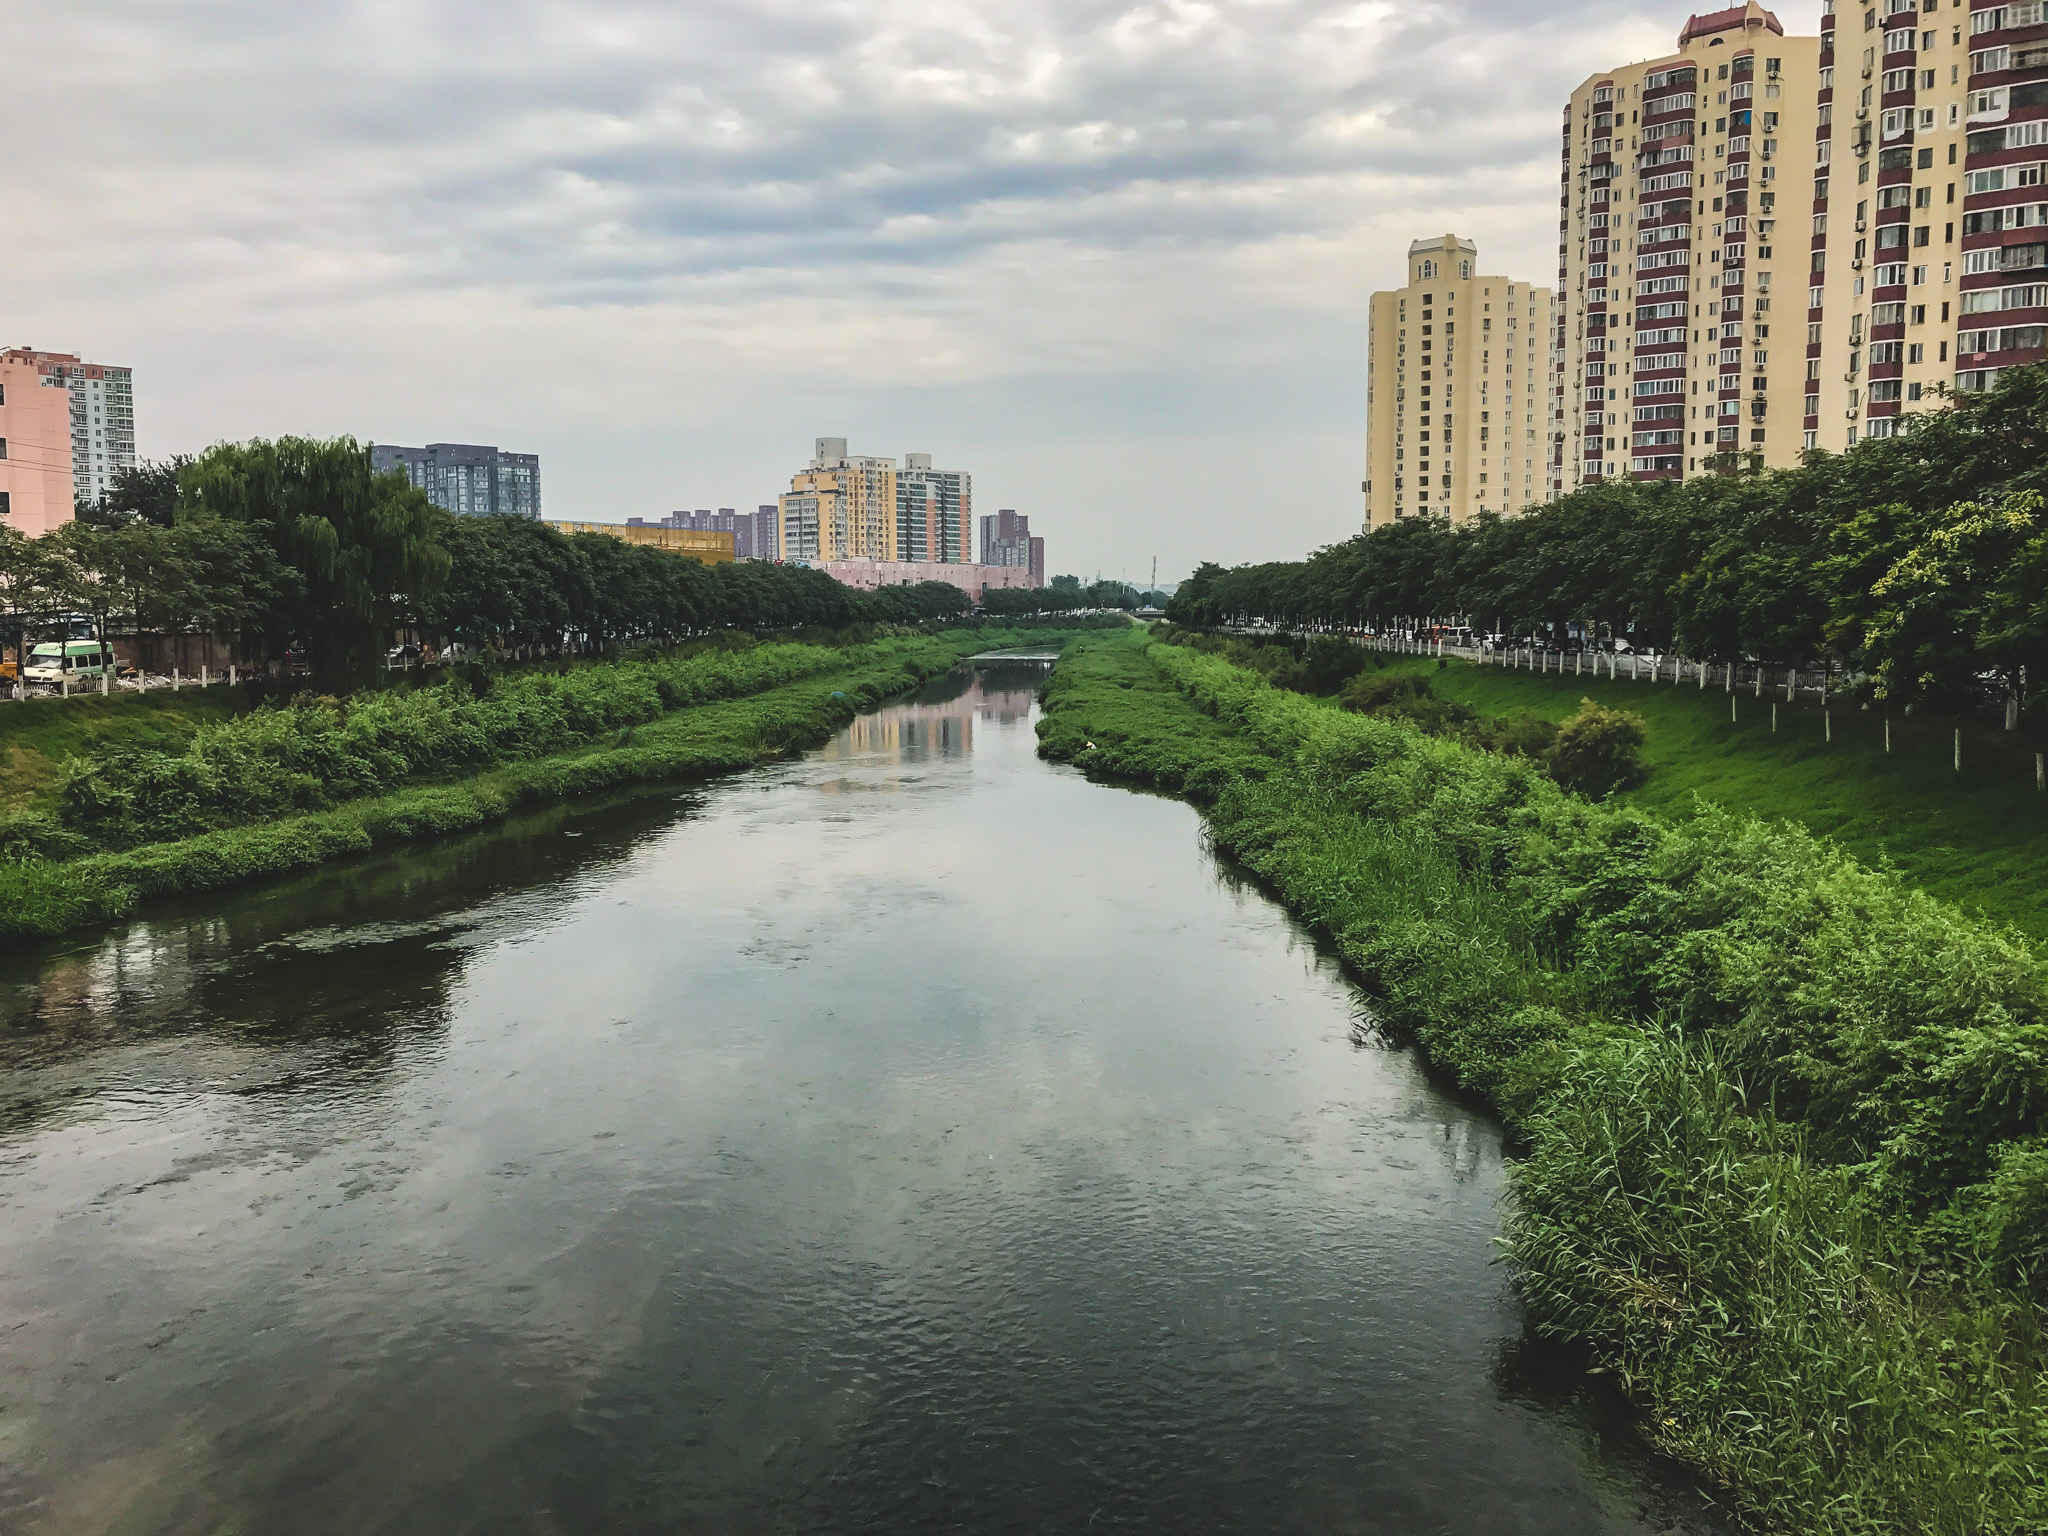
0 659 1723 1534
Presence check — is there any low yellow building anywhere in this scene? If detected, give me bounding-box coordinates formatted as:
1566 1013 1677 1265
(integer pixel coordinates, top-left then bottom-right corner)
545 522 735 564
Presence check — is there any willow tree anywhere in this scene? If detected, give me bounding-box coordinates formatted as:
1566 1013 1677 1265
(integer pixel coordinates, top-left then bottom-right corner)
180 437 449 686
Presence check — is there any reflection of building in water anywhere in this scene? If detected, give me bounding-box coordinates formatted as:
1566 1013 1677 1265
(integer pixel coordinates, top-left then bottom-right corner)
820 667 1046 777
840 700 973 763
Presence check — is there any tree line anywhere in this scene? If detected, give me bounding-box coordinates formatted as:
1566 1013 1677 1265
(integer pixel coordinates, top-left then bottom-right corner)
982 575 1162 615
0 436 1023 689
1167 366 2048 710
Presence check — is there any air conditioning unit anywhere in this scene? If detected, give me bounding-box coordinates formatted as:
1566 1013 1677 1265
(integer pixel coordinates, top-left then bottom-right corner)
1856 106 1871 120
1855 218 1868 232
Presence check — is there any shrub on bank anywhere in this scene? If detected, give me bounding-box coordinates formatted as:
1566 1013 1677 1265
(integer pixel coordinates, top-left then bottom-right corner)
1542 697 1646 796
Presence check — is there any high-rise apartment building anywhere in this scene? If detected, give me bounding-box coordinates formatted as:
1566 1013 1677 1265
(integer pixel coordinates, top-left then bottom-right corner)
1554 0 2039 479
1364 236 1556 527
779 438 900 563
0 348 135 511
0 352 80 535
1558 5 1829 485
737 505 779 560
896 452 972 564
1806 0 1975 445
978 508 1045 585
372 442 541 518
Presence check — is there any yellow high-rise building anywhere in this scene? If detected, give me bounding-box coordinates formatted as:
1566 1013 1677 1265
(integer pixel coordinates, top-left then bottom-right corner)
778 438 899 563
1363 235 1556 529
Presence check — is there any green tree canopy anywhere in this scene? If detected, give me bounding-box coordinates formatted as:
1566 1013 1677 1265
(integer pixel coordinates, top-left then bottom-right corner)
180 437 449 685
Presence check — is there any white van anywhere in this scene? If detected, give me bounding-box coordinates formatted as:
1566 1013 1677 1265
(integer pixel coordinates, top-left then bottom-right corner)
23 641 115 685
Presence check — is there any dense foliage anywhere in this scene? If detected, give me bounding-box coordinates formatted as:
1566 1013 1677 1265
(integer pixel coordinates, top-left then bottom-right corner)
981 575 1158 615
39 640 852 851
417 511 973 647
1039 631 2048 1532
1167 365 2048 709
2 438 1029 686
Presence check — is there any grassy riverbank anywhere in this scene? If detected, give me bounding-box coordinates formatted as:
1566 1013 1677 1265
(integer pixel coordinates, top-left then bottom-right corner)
1352 650 2048 937
0 625 1095 940
1038 628 2048 1535
0 686 254 817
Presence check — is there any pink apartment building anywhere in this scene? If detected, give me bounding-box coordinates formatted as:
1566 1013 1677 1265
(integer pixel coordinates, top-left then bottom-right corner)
0 352 79 536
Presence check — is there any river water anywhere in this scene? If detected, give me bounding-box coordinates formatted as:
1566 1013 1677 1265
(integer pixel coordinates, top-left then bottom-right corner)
0 660 1722 1535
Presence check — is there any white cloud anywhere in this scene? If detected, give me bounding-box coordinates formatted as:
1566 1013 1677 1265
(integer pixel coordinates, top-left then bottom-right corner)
1 0 1820 575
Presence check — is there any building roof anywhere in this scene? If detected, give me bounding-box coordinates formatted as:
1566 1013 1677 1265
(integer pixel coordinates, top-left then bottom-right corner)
1678 2 1783 45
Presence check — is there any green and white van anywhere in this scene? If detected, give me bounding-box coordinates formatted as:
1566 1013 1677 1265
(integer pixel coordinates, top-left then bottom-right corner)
23 641 115 685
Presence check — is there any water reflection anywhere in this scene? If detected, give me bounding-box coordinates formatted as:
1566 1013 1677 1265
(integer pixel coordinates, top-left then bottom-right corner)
0 664 1724 1536
828 662 1044 768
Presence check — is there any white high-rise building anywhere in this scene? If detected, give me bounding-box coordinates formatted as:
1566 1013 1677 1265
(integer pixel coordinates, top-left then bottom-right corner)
1 349 135 509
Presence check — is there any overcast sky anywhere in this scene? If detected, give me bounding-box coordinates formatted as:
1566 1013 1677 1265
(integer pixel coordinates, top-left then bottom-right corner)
5 0 1817 581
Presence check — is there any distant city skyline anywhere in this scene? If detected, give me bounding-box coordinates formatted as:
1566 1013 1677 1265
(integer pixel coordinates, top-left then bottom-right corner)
9 0 1769 575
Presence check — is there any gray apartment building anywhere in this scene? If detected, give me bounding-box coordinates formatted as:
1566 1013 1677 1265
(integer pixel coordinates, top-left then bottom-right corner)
372 442 540 518
978 508 1045 587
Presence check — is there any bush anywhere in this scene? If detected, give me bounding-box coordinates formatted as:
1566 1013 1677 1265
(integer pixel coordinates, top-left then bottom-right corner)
1462 709 1559 760
1542 697 1647 796
1301 634 1368 693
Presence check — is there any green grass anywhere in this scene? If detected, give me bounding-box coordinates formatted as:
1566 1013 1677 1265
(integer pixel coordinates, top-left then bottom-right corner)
0 686 252 814
1343 651 2048 937
0 626 1100 940
1038 630 2048 1535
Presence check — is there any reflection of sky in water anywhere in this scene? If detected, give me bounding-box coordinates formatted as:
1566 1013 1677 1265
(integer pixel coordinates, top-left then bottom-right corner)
0 668 1722 1536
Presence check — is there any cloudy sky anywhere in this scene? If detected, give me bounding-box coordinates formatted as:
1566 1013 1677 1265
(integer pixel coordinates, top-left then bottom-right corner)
6 0 1815 580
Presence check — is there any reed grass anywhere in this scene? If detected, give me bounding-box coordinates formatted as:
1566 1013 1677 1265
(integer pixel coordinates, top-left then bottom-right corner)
1038 628 2048 1533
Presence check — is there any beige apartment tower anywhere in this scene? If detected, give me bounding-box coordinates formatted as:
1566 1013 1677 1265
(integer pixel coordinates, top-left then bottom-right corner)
1363 235 1555 529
